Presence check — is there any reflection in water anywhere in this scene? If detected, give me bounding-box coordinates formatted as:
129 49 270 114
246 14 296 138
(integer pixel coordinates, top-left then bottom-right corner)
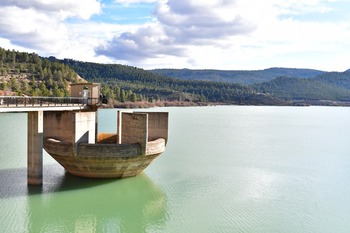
0 167 28 199
0 111 168 232
26 166 168 232
5 107 350 232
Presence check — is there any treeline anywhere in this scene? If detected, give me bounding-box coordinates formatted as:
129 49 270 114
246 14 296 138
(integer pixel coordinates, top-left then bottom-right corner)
61 59 260 104
150 67 325 85
253 74 350 101
0 48 78 96
3 47 350 106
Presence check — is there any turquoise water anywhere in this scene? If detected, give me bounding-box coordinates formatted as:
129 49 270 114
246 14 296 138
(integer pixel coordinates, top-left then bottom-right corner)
1 106 350 232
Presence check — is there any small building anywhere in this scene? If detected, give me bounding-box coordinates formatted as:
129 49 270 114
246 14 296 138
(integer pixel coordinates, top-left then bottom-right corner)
70 83 100 105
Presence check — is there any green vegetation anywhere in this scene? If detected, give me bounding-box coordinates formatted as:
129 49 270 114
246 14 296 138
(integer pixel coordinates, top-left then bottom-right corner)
150 67 325 85
1 46 350 106
61 59 265 104
253 76 350 101
0 48 78 96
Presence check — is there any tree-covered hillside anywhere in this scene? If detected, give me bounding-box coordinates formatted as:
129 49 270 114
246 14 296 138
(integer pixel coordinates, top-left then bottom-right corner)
150 68 325 85
2 46 350 106
61 59 282 105
253 72 350 101
0 48 79 96
313 72 350 90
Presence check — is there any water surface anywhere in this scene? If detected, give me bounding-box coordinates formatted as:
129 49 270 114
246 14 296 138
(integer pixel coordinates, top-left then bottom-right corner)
1 106 350 232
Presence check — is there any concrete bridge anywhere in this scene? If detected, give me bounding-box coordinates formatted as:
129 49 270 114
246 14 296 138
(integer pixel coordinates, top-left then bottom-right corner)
0 96 94 112
0 83 101 185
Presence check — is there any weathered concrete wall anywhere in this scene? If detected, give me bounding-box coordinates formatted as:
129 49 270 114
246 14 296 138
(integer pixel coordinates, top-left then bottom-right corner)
146 112 169 144
43 111 74 142
43 111 96 144
146 138 166 155
120 112 148 154
117 111 168 144
78 143 141 158
117 110 132 144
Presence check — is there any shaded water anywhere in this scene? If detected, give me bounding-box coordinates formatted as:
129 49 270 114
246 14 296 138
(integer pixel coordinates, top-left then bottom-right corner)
1 106 350 232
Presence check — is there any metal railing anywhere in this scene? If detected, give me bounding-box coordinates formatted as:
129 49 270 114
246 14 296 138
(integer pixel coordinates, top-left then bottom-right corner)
0 96 100 107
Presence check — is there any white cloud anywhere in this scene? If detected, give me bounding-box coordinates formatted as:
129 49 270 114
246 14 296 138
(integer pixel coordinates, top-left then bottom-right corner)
96 0 350 71
156 0 254 43
0 0 101 20
1 0 350 71
273 0 335 15
96 0 255 63
63 22 137 63
0 0 102 55
0 6 68 52
233 0 350 71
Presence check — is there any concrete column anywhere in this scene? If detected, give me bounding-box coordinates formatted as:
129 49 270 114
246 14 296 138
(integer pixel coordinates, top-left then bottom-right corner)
121 112 148 155
27 111 43 185
117 111 122 144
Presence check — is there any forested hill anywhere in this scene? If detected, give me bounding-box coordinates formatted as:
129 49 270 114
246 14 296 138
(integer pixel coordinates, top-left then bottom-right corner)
149 68 325 85
60 59 286 105
59 59 350 105
1 45 350 106
0 48 79 97
253 71 350 102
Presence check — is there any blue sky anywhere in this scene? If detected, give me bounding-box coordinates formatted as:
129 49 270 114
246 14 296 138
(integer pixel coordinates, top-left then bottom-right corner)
0 0 350 71
91 1 156 25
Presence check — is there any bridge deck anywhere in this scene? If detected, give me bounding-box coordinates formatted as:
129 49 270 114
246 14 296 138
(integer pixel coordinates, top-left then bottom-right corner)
0 96 98 112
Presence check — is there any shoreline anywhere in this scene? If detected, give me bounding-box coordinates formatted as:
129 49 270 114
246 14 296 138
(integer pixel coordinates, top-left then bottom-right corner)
100 100 350 109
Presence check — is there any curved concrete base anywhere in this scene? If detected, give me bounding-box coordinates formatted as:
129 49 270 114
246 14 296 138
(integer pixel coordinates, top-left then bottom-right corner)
44 138 165 178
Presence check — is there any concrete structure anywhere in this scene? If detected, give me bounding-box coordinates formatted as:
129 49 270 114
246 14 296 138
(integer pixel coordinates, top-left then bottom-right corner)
0 86 99 185
0 87 169 184
27 111 44 185
0 98 92 185
70 83 100 105
43 110 168 178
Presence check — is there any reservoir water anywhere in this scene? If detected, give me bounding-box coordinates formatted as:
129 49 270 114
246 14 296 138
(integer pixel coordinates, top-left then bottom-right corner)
1 106 350 232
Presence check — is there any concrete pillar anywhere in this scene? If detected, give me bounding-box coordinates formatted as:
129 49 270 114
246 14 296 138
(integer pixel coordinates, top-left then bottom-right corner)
27 111 43 185
117 111 122 144
121 112 148 155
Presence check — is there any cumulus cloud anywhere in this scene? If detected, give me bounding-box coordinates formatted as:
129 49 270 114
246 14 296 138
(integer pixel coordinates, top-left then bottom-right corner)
273 0 335 15
96 24 187 61
1 0 349 71
96 0 350 71
156 0 253 43
0 0 101 54
96 0 255 62
0 0 101 20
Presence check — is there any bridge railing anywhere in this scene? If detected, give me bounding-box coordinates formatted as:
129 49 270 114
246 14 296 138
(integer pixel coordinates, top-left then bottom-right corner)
0 96 100 107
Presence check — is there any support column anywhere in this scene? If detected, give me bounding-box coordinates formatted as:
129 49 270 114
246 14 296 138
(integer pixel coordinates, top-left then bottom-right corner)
27 111 43 185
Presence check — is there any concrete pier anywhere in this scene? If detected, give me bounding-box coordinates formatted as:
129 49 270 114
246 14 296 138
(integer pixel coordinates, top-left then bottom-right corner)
27 110 97 185
0 83 102 185
27 111 43 185
1 101 168 184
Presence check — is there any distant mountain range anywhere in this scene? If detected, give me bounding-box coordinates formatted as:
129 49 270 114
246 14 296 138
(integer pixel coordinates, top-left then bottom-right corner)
149 67 326 85
149 67 350 104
